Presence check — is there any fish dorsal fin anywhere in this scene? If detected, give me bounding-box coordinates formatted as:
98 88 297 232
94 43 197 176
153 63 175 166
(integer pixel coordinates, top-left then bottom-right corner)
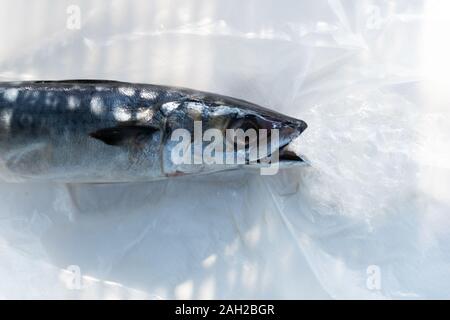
90 124 159 147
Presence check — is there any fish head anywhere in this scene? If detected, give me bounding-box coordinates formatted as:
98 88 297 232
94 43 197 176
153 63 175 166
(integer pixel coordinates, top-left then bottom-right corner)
161 94 308 176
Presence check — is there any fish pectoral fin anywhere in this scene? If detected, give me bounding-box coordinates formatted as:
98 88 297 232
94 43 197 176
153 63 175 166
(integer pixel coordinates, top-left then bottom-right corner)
89 125 159 147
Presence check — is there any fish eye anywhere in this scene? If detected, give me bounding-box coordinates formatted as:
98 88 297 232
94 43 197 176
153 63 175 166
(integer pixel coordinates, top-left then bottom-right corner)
228 116 260 132
226 116 262 149
240 121 259 132
233 116 274 140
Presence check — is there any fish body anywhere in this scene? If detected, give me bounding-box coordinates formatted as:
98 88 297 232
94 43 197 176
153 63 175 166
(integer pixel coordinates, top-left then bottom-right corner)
0 80 307 183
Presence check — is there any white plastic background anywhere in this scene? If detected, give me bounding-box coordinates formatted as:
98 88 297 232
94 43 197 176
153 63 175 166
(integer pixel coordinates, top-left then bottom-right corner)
0 0 449 299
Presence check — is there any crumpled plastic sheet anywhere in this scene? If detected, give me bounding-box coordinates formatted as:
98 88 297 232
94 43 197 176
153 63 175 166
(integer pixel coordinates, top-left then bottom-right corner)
0 0 449 299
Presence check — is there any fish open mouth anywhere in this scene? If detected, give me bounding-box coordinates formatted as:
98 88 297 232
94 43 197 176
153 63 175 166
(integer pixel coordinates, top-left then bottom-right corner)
275 118 308 165
251 140 308 167
278 143 305 163
237 116 309 168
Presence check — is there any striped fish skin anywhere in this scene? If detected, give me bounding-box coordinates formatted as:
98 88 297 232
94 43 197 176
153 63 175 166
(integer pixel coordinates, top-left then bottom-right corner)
0 80 307 183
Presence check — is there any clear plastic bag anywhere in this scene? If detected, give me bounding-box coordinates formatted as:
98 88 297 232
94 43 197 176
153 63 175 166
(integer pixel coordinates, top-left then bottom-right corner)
0 0 449 298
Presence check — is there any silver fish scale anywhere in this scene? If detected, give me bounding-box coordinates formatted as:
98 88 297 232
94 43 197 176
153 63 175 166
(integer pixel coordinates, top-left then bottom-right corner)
0 81 167 182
